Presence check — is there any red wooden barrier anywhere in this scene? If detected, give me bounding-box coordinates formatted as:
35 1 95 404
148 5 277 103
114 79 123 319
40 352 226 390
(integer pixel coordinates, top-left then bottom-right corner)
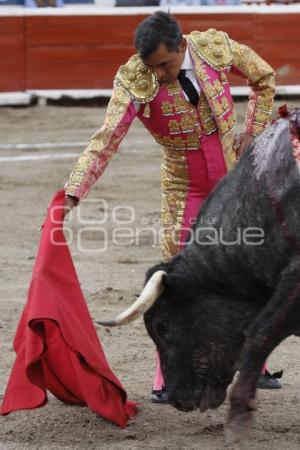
0 9 299 92
0 17 25 91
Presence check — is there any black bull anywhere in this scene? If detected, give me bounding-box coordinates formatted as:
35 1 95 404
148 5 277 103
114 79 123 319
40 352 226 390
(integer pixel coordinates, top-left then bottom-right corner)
99 109 300 443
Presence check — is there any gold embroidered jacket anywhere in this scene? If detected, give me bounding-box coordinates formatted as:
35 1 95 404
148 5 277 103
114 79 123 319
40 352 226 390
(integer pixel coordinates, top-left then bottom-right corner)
65 29 275 200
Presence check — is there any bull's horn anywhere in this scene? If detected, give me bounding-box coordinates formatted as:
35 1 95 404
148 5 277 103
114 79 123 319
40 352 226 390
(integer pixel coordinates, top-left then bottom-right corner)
96 270 166 327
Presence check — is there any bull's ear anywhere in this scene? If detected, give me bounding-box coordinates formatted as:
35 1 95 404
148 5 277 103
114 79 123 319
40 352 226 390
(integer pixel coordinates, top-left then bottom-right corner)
145 262 170 285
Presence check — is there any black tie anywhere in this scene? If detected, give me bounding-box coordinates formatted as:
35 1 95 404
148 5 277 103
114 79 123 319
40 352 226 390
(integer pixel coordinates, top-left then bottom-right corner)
177 69 199 107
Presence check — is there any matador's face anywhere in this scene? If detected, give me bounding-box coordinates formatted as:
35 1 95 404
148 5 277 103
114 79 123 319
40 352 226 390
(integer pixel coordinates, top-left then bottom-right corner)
143 39 187 85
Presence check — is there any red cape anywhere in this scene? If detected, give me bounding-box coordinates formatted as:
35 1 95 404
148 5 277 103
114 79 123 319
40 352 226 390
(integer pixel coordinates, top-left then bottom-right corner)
0 190 137 427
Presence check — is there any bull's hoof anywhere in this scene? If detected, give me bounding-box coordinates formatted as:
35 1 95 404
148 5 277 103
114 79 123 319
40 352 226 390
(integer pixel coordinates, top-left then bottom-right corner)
225 398 256 446
225 410 253 446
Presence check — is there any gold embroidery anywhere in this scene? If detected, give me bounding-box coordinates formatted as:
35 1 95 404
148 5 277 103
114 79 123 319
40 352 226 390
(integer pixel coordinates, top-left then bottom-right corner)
212 99 223 117
191 55 227 133
167 82 180 96
190 56 210 103
161 95 191 117
256 97 273 112
214 36 223 46
65 85 131 198
219 120 229 135
151 132 201 151
255 110 271 123
202 119 218 135
173 136 186 150
229 38 275 136
197 94 218 135
221 97 230 112
213 79 224 95
213 48 224 59
252 123 265 136
161 101 173 116
161 149 189 260
168 119 181 135
204 81 218 99
187 30 232 71
197 66 209 81
151 133 166 147
186 134 200 150
198 37 209 47
227 115 236 129
174 95 188 114
115 54 159 103
217 114 236 138
222 132 236 170
197 94 212 121
180 116 194 133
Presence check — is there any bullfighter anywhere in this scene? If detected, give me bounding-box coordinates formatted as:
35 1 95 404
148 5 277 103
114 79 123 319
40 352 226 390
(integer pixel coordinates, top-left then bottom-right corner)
63 11 278 400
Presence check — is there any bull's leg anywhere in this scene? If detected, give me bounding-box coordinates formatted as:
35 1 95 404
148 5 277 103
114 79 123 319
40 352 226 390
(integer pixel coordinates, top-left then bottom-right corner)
225 258 300 445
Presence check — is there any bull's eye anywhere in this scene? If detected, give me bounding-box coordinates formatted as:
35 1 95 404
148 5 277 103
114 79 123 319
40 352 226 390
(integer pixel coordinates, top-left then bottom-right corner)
156 320 168 337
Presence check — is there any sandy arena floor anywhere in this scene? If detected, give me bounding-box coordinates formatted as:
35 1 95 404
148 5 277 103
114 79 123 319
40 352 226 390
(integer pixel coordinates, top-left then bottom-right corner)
0 100 300 450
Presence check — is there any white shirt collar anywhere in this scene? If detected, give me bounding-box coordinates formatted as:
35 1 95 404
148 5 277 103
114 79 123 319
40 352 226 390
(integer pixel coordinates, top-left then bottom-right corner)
181 48 194 71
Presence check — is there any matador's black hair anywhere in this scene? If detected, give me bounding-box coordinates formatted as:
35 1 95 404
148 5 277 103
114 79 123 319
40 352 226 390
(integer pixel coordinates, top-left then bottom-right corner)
134 11 183 60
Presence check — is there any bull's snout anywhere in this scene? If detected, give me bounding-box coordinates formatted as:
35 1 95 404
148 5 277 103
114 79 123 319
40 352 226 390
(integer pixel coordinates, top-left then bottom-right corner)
170 398 198 412
168 391 199 412
169 387 226 413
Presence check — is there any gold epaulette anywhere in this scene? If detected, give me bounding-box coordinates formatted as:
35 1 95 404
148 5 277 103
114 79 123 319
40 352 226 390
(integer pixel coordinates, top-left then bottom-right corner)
114 54 159 104
187 30 232 71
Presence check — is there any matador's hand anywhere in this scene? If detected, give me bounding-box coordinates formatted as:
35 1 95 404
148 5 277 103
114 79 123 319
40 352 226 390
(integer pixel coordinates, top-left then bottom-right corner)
63 196 78 219
233 132 254 160
39 195 78 232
